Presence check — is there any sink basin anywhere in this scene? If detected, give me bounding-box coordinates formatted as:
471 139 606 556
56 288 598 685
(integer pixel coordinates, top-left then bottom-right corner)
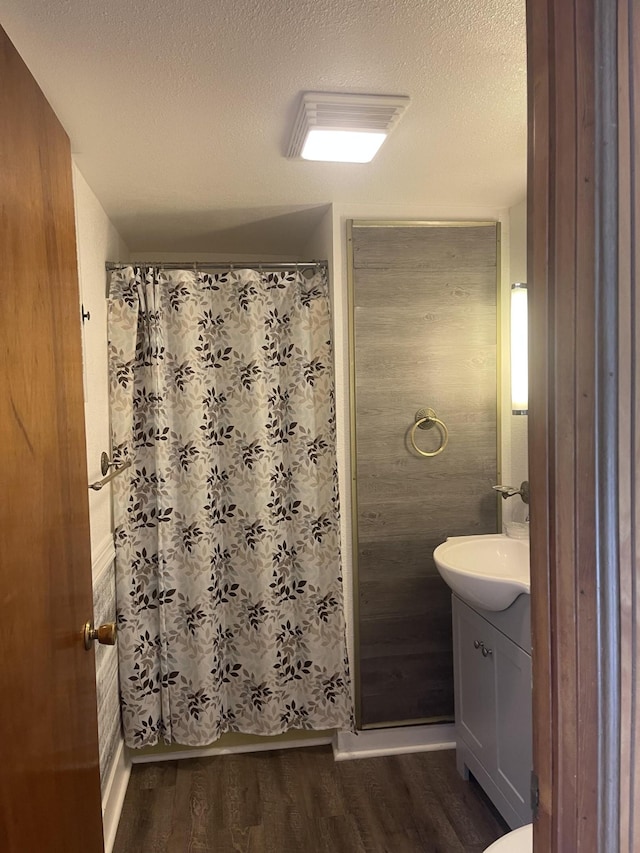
433 533 530 612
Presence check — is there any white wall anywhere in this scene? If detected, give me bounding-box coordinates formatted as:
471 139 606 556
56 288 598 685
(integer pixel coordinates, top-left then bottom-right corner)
74 164 129 555
302 205 334 266
72 162 131 852
509 199 527 282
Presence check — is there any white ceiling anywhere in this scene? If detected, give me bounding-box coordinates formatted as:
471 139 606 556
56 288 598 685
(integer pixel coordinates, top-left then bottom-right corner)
0 0 527 254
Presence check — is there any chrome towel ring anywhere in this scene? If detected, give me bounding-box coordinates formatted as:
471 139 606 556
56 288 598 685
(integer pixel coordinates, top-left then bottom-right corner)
409 408 449 457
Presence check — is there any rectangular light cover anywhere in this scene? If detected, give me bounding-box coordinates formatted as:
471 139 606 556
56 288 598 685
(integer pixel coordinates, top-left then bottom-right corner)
287 92 410 163
511 282 528 415
301 129 387 163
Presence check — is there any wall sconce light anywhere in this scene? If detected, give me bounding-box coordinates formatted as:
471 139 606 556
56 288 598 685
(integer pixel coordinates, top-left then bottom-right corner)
511 282 528 415
287 92 410 163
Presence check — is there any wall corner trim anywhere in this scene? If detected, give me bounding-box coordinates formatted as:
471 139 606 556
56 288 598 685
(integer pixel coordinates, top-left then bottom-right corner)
101 737 131 853
92 532 116 579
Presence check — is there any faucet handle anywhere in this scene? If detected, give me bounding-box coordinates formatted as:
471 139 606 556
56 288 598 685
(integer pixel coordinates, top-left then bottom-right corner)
492 481 529 504
492 484 520 498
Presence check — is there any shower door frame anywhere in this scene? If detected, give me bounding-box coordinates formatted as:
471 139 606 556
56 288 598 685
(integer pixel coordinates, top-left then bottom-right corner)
347 219 503 730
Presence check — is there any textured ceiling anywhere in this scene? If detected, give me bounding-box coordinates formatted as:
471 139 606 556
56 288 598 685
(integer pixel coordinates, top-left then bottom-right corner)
0 0 527 253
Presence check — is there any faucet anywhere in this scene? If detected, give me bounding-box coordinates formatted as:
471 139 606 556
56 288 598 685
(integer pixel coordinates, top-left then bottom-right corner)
492 480 530 504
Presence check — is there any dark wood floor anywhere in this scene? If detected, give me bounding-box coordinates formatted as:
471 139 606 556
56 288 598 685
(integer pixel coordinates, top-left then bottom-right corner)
113 746 508 852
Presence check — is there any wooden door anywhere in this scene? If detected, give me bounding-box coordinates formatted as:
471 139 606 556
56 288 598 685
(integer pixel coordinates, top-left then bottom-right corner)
0 24 104 853
527 0 621 849
618 2 640 849
350 221 498 726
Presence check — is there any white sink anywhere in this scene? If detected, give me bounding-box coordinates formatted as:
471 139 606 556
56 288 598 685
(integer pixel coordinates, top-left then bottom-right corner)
433 533 530 612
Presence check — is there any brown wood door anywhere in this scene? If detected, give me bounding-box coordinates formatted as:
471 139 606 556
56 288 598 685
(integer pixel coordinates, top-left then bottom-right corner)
527 0 621 849
0 24 104 853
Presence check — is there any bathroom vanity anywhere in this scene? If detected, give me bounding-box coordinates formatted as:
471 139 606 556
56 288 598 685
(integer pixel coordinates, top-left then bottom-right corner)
452 593 532 829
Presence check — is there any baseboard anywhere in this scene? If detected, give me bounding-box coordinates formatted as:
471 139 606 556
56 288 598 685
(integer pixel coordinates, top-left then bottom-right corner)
130 734 334 765
332 724 456 761
101 737 131 853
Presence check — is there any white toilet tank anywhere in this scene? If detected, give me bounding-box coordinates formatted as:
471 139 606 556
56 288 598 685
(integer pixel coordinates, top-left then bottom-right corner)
483 823 533 853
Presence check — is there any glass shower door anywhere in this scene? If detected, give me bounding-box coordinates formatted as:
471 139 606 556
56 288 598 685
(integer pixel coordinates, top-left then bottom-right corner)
349 220 499 727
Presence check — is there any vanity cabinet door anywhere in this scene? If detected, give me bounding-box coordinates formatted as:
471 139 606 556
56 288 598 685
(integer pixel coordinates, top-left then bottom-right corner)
494 631 533 822
453 598 497 771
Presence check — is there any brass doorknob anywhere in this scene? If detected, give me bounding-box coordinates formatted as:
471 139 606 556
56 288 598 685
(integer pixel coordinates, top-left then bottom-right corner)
83 621 117 650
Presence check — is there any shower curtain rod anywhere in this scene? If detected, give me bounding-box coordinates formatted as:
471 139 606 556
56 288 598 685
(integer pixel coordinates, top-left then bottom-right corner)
105 260 327 272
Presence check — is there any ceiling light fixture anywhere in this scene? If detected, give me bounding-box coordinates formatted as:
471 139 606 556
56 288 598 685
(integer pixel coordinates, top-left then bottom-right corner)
287 92 411 163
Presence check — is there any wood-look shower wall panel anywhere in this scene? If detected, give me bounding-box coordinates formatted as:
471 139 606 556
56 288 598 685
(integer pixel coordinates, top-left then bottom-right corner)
352 225 499 269
352 223 498 727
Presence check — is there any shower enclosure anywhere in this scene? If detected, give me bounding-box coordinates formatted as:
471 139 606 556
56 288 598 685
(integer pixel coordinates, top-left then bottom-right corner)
348 221 499 728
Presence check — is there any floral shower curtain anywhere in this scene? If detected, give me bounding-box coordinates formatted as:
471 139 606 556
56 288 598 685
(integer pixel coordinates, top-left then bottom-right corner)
108 265 352 747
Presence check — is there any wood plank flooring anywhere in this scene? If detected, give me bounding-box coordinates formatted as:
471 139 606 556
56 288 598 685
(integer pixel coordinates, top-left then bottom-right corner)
113 746 508 852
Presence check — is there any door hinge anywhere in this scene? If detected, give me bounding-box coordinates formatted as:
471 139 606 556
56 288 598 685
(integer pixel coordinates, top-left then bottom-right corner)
530 770 539 818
